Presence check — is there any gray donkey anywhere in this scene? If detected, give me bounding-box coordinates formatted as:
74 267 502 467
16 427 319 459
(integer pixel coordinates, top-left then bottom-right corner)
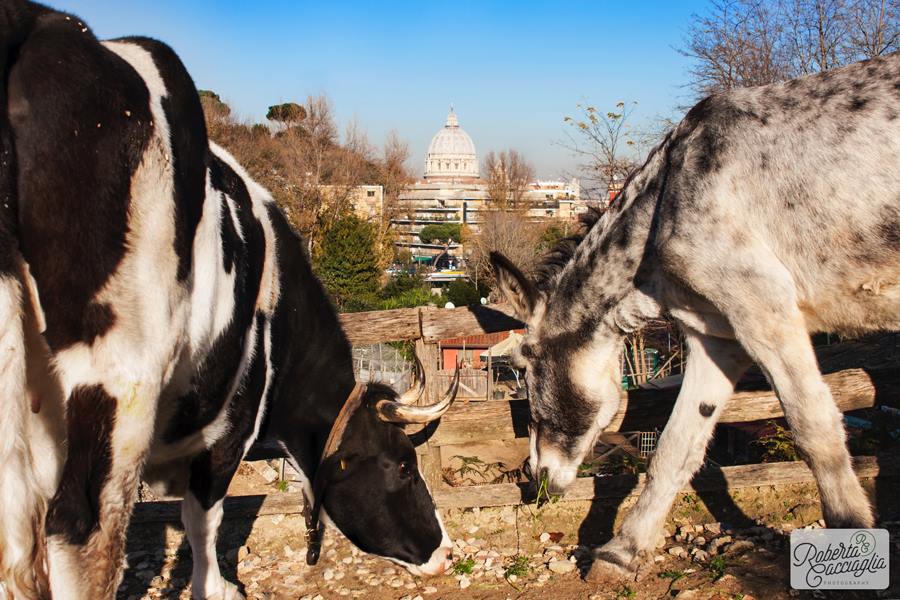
491 51 899 582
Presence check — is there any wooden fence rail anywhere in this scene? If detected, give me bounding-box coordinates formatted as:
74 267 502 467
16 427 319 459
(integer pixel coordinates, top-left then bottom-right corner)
133 455 898 523
338 304 524 346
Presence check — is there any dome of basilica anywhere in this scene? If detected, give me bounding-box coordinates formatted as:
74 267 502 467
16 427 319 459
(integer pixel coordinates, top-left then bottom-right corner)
425 108 478 180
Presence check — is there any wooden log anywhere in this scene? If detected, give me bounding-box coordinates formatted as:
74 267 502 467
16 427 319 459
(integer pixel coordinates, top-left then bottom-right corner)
246 366 896 457
430 399 528 445
132 455 897 521
338 304 522 346
441 439 529 485
429 366 897 446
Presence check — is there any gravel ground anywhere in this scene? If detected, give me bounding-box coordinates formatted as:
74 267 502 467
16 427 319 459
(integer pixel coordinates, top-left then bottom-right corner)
119 463 900 599
117 501 900 600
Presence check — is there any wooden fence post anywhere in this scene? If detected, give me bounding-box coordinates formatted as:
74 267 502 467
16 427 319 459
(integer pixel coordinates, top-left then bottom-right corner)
414 315 445 489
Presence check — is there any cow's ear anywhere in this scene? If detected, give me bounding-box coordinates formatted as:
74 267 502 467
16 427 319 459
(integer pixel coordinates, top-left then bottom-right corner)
490 251 541 321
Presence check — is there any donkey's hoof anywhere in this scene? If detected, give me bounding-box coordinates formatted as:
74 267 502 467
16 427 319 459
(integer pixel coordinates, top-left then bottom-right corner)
194 580 245 600
633 556 655 582
584 551 634 584
222 581 246 600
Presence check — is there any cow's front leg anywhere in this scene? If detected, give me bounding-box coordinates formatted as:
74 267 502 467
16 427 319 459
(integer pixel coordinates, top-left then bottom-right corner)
588 331 749 583
45 381 158 600
183 451 245 600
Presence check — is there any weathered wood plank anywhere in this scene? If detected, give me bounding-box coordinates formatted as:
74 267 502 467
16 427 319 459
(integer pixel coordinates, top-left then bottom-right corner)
432 455 894 509
132 455 896 520
420 305 523 342
339 307 422 345
133 491 305 524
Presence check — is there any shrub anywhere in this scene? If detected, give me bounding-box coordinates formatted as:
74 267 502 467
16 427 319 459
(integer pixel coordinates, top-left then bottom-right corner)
442 280 486 307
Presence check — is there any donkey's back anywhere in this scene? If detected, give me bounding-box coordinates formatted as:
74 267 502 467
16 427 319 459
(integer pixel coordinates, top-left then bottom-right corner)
657 51 900 336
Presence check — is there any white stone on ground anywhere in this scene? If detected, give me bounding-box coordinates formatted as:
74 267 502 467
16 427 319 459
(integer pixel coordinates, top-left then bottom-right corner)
547 559 576 574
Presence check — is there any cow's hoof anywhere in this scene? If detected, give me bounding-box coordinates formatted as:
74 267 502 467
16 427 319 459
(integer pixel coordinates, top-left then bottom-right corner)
584 551 634 585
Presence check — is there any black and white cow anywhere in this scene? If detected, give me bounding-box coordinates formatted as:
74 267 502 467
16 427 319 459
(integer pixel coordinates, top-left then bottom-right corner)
0 2 456 598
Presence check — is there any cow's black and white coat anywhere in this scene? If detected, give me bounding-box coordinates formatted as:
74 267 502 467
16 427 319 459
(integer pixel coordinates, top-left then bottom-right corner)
0 3 452 598
492 52 899 582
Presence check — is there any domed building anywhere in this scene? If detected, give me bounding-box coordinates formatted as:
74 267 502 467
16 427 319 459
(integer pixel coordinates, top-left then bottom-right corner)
394 107 582 265
424 108 479 181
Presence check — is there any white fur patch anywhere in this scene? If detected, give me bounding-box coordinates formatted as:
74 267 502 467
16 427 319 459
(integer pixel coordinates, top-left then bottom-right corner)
182 492 240 599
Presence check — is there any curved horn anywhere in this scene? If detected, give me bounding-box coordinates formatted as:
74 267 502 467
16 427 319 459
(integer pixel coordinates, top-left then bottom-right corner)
396 354 426 405
375 363 460 424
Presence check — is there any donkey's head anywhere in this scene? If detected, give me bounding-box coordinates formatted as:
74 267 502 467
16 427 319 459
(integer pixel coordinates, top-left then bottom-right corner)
491 251 624 495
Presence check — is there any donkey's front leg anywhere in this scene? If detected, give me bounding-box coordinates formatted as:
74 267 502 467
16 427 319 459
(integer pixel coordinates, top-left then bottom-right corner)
183 451 245 600
588 331 749 582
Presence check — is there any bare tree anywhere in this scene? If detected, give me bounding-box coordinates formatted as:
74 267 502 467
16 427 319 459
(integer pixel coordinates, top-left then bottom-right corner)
312 118 374 240
466 211 545 290
782 0 851 74
199 91 380 251
482 149 535 209
374 131 413 267
681 0 899 96
680 0 788 95
847 0 900 57
560 101 639 202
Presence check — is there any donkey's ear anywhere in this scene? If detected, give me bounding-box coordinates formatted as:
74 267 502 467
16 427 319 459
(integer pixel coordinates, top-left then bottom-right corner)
490 251 540 321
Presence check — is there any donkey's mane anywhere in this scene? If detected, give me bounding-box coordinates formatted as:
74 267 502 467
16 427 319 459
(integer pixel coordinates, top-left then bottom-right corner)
532 206 603 291
530 127 676 293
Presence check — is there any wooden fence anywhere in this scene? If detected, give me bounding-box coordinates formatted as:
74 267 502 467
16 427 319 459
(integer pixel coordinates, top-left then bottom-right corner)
336 305 899 496
134 305 900 522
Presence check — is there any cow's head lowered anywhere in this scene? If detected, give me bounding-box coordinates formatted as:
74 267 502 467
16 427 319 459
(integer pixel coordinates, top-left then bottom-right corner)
490 250 625 497
306 365 460 576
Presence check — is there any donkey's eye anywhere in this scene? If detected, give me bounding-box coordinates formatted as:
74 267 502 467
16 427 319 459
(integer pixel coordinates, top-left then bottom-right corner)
398 461 412 478
519 342 536 359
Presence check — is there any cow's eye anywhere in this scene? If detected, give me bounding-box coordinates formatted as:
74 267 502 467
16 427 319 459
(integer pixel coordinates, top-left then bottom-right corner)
398 461 412 478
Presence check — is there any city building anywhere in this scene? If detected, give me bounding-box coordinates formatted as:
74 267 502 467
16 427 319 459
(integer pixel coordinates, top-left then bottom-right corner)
319 184 384 221
393 108 585 262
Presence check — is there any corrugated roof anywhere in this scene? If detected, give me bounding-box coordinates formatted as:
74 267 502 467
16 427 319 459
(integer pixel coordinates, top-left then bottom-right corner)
440 329 525 347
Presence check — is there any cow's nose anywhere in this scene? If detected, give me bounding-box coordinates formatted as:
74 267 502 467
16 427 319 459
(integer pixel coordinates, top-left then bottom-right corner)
416 546 453 576
434 547 453 575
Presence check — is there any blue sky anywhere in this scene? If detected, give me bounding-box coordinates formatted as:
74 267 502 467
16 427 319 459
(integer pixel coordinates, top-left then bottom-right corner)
55 1 708 178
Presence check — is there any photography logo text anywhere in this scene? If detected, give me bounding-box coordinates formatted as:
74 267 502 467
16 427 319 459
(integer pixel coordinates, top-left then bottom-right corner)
790 529 889 590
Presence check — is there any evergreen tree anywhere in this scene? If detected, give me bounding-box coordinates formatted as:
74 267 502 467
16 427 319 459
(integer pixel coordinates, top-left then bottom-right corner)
418 223 461 244
314 216 380 311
